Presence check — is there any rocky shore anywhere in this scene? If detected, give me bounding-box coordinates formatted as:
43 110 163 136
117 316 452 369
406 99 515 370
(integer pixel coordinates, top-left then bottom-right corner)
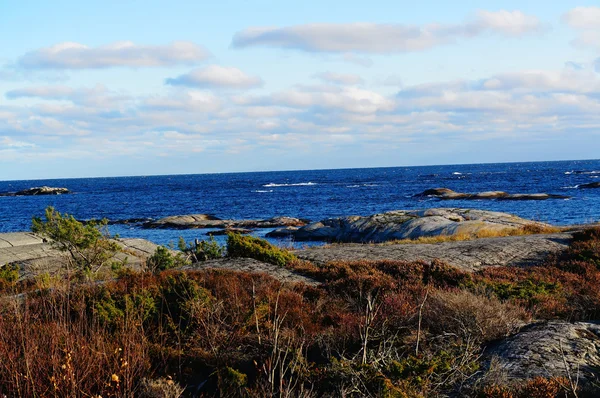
3 206 600 392
278 208 553 243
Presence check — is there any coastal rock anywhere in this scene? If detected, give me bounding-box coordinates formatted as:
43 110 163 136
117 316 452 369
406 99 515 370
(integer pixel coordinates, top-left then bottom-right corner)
266 226 299 238
143 214 307 230
0 232 161 277
580 182 600 189
486 321 600 385
0 186 70 197
416 188 569 200
295 232 571 271
291 208 550 243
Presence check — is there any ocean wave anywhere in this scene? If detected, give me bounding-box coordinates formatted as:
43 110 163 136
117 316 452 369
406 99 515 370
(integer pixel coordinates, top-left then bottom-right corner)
565 170 600 175
253 190 274 193
452 172 462 175
561 185 580 189
346 185 361 188
263 182 317 187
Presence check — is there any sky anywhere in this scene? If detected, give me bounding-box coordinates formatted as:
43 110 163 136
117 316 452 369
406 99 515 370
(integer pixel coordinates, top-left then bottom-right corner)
1 0 600 180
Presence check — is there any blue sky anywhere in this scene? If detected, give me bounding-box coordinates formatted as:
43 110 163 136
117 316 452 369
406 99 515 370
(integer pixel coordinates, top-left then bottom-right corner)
1 0 599 180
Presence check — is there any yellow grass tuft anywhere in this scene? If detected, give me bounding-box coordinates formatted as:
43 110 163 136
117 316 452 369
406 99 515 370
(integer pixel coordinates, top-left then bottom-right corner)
383 224 563 245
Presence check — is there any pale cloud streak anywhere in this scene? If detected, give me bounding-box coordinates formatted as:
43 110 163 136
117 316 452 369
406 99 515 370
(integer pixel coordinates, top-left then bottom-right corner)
18 41 209 69
165 65 263 89
232 10 542 53
313 71 364 85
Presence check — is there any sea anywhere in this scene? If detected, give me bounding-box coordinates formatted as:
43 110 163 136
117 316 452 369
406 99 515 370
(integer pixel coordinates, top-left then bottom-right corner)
1 159 599 247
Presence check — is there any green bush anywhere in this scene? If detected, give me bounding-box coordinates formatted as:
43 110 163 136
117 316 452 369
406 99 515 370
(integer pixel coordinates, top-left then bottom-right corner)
226 233 297 267
32 206 120 275
146 246 188 274
0 264 19 288
178 236 224 262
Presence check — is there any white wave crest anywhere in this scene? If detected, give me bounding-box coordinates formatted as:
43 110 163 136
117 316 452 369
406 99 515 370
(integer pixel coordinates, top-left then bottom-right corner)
253 189 274 193
263 182 317 187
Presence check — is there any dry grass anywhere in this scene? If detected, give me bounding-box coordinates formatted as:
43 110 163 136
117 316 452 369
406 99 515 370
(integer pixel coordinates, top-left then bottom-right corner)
381 224 563 245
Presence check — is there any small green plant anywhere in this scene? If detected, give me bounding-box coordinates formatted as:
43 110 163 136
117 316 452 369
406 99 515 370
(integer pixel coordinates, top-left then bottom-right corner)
0 264 19 288
178 236 224 262
226 233 297 267
32 206 120 276
146 246 188 274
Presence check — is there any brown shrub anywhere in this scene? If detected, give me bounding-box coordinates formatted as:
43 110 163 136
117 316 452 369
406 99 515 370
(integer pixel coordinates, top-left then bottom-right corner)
424 289 529 343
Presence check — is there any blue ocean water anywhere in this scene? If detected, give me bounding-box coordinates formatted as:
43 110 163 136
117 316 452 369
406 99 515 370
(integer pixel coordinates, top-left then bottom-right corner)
1 159 599 246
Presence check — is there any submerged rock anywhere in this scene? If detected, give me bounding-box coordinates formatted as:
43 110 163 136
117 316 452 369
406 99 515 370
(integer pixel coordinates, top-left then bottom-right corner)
416 188 569 200
289 208 551 243
0 186 70 197
580 182 600 189
486 321 600 385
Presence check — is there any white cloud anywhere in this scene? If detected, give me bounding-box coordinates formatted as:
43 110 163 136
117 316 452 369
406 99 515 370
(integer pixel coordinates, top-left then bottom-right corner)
263 86 395 114
563 7 600 29
231 10 542 53
0 136 35 148
313 71 364 85
166 65 263 88
563 7 600 50
5 84 131 107
474 10 542 36
142 90 222 113
18 41 209 69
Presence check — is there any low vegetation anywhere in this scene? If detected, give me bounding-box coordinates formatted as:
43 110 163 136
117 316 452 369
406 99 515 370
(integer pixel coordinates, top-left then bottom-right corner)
226 232 297 266
384 224 562 245
2 208 599 396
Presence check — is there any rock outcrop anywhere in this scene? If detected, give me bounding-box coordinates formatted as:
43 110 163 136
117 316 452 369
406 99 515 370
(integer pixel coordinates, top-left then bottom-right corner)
486 321 600 385
416 188 569 200
0 186 70 196
294 232 571 271
0 232 161 278
143 215 307 230
290 208 551 243
579 182 600 189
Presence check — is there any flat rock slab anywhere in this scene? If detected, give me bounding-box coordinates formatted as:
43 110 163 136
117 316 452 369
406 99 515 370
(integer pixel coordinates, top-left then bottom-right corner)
0 232 161 278
0 232 45 249
183 258 319 286
487 321 600 385
295 233 572 271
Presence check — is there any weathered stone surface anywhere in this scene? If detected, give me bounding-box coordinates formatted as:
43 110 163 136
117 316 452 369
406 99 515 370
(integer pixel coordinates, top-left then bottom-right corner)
486 321 600 385
144 214 307 230
291 208 550 243
266 226 299 238
295 232 571 271
416 188 569 200
183 257 319 286
0 232 161 278
580 182 600 189
0 186 70 196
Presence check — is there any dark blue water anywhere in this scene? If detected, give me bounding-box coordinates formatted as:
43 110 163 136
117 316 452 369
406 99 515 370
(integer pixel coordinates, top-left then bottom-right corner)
1 159 599 246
